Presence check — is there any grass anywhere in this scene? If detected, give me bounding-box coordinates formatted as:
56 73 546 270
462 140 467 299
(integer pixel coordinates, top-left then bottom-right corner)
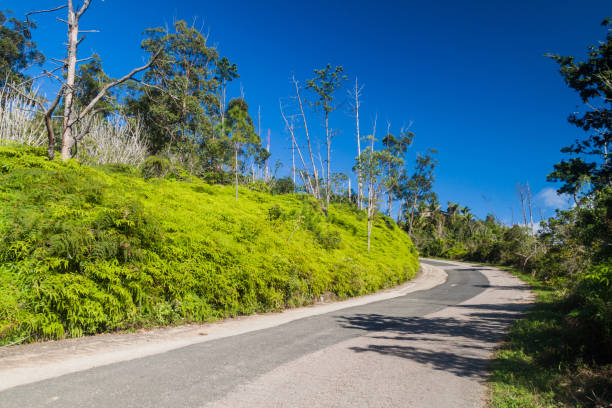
0 146 419 346
487 267 612 408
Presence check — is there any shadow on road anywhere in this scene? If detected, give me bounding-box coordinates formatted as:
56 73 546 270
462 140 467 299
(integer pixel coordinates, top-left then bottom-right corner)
337 301 530 379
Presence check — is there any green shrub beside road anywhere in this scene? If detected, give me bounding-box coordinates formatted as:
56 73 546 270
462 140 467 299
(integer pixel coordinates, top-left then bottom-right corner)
0 146 419 345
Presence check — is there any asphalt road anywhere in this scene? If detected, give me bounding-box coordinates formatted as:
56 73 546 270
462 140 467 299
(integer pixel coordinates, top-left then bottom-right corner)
0 260 531 408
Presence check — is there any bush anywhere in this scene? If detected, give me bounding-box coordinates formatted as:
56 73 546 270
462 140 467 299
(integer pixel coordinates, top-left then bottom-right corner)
565 261 612 362
271 177 295 195
140 156 175 179
316 229 342 250
0 146 419 345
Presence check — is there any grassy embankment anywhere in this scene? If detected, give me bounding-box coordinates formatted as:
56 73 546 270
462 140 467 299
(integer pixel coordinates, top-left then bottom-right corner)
486 266 612 408
0 146 419 346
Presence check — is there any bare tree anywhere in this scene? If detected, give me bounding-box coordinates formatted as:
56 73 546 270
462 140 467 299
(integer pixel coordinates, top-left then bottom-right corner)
526 181 535 235
79 114 148 166
0 85 46 147
349 77 364 209
280 100 315 195
292 75 320 199
21 1 160 161
517 182 527 227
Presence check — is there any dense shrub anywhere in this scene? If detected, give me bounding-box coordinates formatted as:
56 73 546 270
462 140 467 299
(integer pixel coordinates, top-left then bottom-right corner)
0 146 419 345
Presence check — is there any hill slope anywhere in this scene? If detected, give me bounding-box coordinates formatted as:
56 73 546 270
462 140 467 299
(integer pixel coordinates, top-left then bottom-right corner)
0 146 418 345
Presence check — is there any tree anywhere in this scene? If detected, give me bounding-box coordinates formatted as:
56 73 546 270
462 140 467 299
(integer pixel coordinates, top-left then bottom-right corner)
280 75 322 200
127 20 225 159
220 97 260 200
547 19 612 197
401 149 438 234
349 77 365 209
306 64 347 207
13 1 160 160
215 56 239 123
382 127 414 217
354 147 385 251
0 9 44 85
353 122 399 251
74 54 114 115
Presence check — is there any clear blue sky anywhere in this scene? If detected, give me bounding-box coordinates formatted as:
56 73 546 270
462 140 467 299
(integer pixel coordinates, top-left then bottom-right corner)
7 0 612 223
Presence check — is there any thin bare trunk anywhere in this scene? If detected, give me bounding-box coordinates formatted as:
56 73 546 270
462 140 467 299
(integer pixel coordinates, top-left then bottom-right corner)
527 182 534 235
348 178 351 201
325 112 331 207
280 101 314 195
234 144 239 201
318 150 325 187
292 137 296 188
60 2 80 160
518 183 527 227
350 78 364 210
396 202 403 224
293 75 319 199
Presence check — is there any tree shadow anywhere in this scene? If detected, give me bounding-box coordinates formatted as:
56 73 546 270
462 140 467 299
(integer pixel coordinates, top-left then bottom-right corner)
337 302 528 379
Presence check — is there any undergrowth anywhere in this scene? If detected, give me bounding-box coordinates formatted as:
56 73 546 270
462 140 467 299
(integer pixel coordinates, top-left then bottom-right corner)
488 267 612 408
0 146 419 345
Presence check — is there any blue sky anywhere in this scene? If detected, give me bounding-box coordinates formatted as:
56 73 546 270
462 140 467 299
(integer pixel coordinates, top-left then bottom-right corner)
6 0 611 223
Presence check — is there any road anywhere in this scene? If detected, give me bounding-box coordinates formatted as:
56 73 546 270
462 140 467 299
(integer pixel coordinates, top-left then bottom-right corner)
0 260 532 407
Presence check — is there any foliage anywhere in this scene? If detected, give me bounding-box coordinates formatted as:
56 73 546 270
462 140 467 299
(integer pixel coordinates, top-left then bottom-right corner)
0 146 418 345
270 176 296 195
547 18 612 198
0 10 45 85
398 149 438 232
127 20 231 158
488 268 612 408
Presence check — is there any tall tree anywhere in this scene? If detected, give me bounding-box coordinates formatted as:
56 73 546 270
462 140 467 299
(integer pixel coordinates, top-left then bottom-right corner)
382 127 414 217
0 9 44 86
306 64 347 206
128 20 233 167
215 56 239 123
401 149 438 234
221 97 260 200
349 77 365 209
12 2 160 160
354 145 398 252
547 19 612 197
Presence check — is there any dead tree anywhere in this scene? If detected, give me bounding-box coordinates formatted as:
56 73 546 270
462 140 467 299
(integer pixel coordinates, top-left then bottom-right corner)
23 1 160 161
280 100 315 195
517 183 527 227
292 75 320 199
349 78 364 209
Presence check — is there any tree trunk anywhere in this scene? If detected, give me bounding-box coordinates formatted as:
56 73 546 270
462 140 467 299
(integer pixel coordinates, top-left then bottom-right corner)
396 202 403 224
293 76 319 199
234 144 239 201
325 113 331 207
354 78 363 210
60 6 79 161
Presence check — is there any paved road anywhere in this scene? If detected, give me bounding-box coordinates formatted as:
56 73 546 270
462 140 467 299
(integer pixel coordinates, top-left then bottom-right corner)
0 260 532 407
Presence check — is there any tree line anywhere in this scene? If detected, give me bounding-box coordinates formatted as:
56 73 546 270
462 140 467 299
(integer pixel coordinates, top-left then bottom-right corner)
0 2 440 252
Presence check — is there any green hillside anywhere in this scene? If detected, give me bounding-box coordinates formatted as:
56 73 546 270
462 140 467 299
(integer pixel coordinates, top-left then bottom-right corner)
0 146 418 345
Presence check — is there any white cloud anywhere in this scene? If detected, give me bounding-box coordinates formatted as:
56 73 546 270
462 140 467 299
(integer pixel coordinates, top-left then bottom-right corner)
536 188 571 209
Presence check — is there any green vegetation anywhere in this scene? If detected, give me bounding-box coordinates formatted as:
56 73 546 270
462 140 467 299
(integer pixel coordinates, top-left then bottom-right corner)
488 267 612 408
0 146 418 346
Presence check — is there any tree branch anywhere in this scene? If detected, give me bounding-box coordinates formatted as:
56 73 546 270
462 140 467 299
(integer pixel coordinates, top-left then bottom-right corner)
72 48 163 126
25 4 67 23
76 0 92 19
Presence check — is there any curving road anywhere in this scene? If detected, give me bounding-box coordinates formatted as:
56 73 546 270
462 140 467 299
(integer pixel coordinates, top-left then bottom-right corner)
0 260 532 408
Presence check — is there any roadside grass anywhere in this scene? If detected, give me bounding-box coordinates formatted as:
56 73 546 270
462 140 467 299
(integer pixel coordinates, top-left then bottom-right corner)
487 267 612 408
